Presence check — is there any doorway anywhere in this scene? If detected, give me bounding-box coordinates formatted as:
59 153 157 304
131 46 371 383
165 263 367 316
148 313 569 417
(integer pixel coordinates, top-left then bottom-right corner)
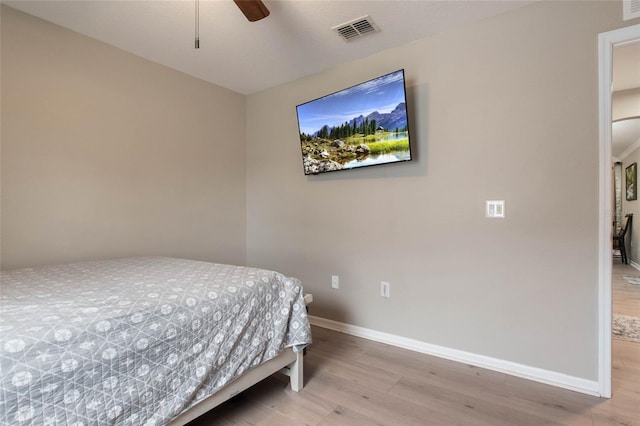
598 23 640 398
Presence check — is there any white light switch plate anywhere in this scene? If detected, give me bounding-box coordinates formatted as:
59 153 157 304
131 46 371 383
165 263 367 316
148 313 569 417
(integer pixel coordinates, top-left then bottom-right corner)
486 200 505 218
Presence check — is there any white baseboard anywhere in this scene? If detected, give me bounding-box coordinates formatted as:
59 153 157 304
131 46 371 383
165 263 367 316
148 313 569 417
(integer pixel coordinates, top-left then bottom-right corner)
308 315 601 397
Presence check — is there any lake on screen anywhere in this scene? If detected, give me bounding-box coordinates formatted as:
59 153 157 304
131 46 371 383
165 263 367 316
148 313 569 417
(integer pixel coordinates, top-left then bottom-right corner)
343 151 411 169
379 132 408 142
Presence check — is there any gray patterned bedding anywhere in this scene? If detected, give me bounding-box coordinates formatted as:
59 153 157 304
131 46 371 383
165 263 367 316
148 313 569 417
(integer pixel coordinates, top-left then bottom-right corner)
0 257 312 425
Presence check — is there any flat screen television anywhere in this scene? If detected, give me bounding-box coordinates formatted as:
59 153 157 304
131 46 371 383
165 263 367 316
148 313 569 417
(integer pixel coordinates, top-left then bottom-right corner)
296 69 412 175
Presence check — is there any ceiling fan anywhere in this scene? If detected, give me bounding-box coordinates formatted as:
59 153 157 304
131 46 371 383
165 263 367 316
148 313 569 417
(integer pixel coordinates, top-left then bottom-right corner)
233 0 270 22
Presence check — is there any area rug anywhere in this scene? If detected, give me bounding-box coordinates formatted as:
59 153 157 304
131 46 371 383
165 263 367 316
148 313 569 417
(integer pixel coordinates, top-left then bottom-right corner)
612 314 640 343
622 275 640 285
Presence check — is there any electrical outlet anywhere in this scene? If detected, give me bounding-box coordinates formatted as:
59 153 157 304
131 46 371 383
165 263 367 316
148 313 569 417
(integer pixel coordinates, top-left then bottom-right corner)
486 200 505 218
332 275 339 289
381 281 390 298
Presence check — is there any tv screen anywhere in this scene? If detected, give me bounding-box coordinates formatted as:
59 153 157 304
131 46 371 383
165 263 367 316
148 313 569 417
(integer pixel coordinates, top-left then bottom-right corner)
296 69 412 175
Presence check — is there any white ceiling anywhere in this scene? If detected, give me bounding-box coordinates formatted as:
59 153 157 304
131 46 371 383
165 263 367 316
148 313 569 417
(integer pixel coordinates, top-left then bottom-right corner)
4 0 537 95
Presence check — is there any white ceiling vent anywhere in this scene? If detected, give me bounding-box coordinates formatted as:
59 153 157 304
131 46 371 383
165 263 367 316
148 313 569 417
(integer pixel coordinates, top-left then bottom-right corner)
332 16 380 42
623 0 640 20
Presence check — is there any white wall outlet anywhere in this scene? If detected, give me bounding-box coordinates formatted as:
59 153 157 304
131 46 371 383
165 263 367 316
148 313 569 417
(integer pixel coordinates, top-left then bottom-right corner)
381 281 390 298
332 275 339 289
486 200 505 218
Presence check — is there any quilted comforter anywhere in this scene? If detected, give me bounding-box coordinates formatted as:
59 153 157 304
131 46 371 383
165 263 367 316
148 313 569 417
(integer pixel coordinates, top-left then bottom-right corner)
0 257 312 425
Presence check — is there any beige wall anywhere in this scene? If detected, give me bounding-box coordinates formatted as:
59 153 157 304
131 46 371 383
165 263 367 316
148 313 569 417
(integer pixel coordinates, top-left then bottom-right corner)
1 6 247 269
246 1 634 380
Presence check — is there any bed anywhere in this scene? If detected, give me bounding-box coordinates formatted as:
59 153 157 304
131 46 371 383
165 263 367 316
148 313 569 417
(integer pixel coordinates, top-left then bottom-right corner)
0 256 312 425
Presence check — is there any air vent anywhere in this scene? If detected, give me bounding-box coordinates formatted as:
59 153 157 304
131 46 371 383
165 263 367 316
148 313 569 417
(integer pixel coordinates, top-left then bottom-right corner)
623 0 640 20
332 16 380 42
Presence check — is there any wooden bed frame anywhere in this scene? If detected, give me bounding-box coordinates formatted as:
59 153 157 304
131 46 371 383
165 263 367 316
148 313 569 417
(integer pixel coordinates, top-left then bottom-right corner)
168 293 313 425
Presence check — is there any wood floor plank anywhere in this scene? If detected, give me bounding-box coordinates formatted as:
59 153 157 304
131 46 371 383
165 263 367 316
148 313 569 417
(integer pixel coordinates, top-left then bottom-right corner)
303 367 460 426
612 263 640 317
387 353 595 426
357 345 507 389
242 376 338 425
388 375 560 426
304 347 401 393
590 408 639 426
589 387 640 425
316 406 385 426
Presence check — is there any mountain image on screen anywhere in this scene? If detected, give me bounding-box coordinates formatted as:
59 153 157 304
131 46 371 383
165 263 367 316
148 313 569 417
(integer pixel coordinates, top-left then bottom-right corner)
344 103 407 135
296 70 412 175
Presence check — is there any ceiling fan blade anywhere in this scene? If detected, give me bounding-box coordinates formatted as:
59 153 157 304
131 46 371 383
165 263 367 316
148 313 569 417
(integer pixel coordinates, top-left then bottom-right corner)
233 0 270 22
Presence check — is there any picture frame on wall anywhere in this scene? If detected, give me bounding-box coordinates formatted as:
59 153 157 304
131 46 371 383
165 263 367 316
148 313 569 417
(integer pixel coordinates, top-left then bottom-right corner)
626 162 637 201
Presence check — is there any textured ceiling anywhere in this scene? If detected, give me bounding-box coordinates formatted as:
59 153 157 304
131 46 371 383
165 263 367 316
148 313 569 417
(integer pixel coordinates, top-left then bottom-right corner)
4 0 537 95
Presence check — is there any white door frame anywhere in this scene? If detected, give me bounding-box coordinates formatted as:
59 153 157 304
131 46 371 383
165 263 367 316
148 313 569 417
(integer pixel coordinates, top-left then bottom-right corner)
598 23 640 399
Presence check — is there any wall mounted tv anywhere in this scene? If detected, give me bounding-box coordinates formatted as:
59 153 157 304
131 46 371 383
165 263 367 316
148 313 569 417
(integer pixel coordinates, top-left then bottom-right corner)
296 69 412 175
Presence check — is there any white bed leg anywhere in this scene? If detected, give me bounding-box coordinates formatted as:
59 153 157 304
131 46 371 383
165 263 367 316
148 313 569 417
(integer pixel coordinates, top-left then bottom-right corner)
289 350 304 392
281 293 311 392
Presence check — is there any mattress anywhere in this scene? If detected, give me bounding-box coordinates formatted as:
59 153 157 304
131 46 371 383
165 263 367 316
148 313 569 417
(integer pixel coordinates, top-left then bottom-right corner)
0 257 312 425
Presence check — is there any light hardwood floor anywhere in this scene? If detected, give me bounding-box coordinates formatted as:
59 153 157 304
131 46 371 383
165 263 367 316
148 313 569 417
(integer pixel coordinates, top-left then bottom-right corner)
190 267 640 425
613 262 640 317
